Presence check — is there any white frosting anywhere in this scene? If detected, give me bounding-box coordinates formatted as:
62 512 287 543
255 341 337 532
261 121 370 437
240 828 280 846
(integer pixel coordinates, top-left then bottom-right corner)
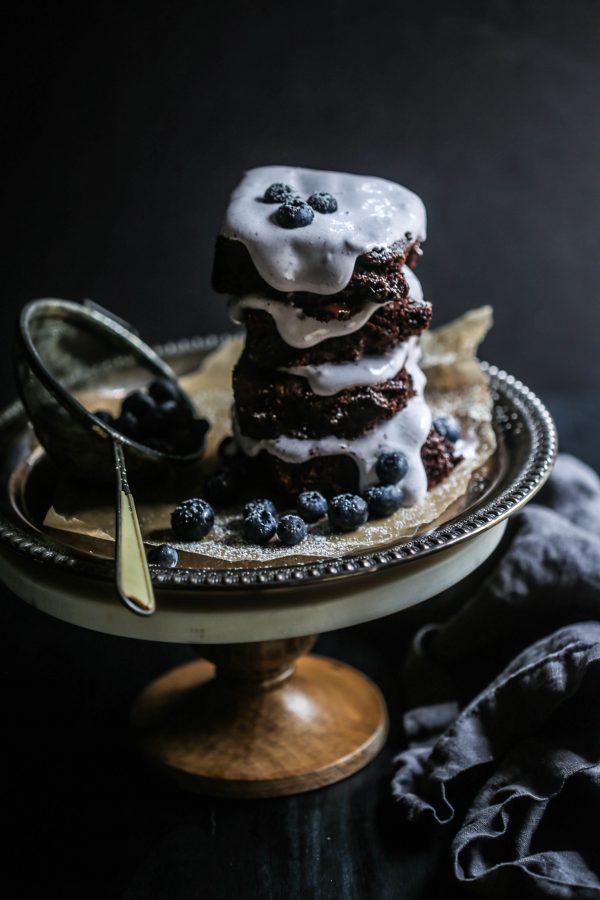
403 265 423 304
234 355 432 506
228 294 383 348
229 265 424 349
282 336 419 396
222 166 427 295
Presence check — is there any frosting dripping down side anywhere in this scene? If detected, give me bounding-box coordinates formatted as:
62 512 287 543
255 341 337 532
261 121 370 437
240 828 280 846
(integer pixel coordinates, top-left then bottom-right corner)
228 266 425 349
281 336 419 396
222 166 427 295
228 295 383 348
234 351 432 505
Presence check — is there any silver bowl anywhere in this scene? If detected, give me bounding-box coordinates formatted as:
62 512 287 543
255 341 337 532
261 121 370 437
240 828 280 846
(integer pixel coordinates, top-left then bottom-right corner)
14 299 205 485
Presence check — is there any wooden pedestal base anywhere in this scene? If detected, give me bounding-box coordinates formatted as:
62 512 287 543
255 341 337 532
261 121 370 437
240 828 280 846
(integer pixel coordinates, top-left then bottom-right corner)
131 636 388 798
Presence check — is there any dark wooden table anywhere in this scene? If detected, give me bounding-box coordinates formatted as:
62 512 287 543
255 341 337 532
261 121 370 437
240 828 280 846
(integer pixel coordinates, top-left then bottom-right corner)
2 394 595 900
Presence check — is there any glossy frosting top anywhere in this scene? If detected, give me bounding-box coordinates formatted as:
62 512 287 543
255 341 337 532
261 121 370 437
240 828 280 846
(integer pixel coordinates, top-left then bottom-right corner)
221 165 427 295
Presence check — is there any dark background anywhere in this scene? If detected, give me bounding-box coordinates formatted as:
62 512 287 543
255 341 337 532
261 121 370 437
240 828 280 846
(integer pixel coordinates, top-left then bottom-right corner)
4 0 600 414
2 3 600 899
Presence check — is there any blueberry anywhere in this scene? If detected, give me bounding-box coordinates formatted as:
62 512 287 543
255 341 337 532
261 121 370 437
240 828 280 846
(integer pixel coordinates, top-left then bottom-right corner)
244 498 277 518
158 400 194 430
275 197 315 229
307 192 338 214
93 409 115 427
171 498 214 540
115 410 140 439
148 378 180 404
204 469 238 507
135 408 164 440
297 491 328 523
154 399 178 425
328 494 369 532
121 390 156 420
363 484 404 518
243 508 277 544
277 514 307 546
263 182 296 203
432 415 461 443
376 451 409 485
147 543 178 567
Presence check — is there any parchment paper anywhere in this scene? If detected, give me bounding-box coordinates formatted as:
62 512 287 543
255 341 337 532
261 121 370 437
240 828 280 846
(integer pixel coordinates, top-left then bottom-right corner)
44 306 496 568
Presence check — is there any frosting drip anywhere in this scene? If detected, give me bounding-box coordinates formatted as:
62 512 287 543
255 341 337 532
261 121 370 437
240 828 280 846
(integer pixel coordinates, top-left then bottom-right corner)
281 336 419 396
228 294 383 348
222 166 427 295
228 266 424 349
234 353 432 505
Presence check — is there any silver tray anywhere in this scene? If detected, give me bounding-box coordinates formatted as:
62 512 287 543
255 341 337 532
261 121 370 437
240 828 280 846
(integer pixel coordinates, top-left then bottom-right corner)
0 335 557 590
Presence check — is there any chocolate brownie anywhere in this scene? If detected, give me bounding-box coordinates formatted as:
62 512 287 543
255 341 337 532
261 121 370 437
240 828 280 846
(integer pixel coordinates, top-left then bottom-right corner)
215 165 465 508
233 353 415 441
421 429 462 487
246 429 460 500
212 235 421 309
241 296 432 369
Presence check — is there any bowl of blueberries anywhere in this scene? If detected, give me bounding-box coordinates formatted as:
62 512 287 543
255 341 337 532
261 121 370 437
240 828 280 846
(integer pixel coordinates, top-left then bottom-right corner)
15 298 209 486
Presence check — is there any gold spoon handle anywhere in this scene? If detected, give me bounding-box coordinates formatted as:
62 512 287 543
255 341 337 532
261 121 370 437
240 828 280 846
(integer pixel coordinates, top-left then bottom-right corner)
113 441 156 616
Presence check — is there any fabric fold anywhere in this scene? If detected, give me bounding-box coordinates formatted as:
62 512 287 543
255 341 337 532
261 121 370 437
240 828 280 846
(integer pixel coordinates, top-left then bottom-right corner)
392 455 600 897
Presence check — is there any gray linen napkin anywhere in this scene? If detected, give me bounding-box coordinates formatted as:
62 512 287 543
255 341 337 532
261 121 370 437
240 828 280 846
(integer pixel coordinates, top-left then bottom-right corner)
392 455 600 898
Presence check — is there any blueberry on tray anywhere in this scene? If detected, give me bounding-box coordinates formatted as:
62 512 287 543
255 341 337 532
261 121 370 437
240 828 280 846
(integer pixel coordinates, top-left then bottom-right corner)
328 494 369 532
363 484 404 518
244 508 277 544
171 498 215 541
147 543 179 567
296 491 328 523
277 515 307 546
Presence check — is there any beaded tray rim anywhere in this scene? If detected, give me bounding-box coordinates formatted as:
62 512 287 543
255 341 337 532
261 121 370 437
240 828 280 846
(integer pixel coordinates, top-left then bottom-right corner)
0 334 558 591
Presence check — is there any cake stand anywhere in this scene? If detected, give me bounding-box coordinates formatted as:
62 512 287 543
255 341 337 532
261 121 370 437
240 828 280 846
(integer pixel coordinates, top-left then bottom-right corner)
0 339 557 798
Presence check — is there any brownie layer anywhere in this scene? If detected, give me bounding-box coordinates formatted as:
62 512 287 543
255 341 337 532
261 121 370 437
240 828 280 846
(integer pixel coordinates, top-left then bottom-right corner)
420 429 461 487
242 296 432 369
212 235 421 309
233 353 415 441
245 430 460 500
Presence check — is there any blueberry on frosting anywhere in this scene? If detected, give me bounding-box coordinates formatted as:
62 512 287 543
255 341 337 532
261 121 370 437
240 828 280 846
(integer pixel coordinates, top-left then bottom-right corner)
376 451 409 485
307 192 338 214
263 183 296 203
275 197 315 229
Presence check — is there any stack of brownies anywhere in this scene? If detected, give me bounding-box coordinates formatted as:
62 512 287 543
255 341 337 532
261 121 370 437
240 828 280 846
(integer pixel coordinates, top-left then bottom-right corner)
212 165 459 504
